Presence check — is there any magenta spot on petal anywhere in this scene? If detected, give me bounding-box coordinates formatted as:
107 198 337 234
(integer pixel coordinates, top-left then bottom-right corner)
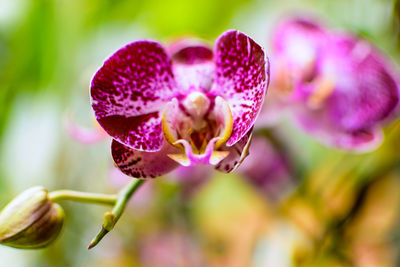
99 112 162 151
112 140 179 178
215 127 253 173
91 41 176 151
172 46 214 65
213 30 268 146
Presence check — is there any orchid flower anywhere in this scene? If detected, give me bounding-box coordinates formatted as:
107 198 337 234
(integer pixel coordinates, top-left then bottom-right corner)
257 18 329 126
270 18 328 99
263 18 399 151
91 31 269 178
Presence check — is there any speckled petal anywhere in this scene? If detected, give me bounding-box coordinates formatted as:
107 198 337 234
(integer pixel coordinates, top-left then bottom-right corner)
111 139 180 178
213 30 268 146
91 41 176 151
168 39 214 65
215 127 253 173
167 39 215 94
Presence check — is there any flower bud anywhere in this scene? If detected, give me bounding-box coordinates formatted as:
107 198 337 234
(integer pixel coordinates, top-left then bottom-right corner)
0 186 64 249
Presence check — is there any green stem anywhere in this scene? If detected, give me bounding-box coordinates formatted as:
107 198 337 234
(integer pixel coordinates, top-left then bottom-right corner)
49 190 117 206
88 179 146 249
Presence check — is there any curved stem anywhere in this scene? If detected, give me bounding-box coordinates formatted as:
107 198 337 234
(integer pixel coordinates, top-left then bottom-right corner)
88 179 146 249
111 178 145 222
49 190 117 206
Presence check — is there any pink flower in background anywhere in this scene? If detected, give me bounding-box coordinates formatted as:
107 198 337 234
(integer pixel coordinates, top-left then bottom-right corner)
257 18 328 126
239 136 293 199
91 31 269 178
271 18 329 97
263 18 399 151
63 113 107 145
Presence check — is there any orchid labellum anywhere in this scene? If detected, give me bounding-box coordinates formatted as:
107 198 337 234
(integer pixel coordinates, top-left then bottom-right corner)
91 30 269 178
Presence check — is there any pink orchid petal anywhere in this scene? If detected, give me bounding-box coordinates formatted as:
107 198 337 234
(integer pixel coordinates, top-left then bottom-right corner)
169 39 214 65
267 18 330 117
161 98 182 144
64 115 107 145
272 18 328 82
295 108 384 152
167 39 215 94
91 41 176 151
111 139 180 178
172 61 214 94
319 35 399 131
215 127 252 173
213 30 269 146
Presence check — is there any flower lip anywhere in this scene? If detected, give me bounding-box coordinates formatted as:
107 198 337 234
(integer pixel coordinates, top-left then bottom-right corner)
161 93 233 166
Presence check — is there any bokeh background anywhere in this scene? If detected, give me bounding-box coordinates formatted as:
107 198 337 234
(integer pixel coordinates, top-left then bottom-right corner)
1 0 400 266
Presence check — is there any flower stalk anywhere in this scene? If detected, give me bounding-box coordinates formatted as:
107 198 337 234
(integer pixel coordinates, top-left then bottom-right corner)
88 178 145 249
49 190 117 206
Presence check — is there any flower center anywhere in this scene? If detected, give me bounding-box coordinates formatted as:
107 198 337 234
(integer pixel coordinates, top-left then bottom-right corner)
161 92 233 166
306 76 336 109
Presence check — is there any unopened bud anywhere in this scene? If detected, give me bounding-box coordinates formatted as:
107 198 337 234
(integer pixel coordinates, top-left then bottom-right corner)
0 186 64 249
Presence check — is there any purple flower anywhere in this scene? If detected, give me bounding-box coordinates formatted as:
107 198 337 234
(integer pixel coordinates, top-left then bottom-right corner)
239 136 292 199
90 31 269 178
265 18 399 151
272 18 328 95
257 18 329 126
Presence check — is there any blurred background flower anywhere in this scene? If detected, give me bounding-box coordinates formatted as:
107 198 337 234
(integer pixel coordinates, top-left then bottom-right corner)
1 0 400 266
